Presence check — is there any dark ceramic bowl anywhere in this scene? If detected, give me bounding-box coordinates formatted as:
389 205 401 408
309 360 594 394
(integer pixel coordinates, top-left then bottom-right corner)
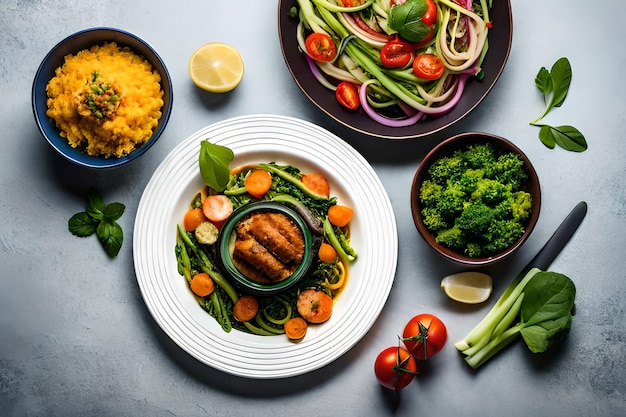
410 132 541 266
278 0 512 139
216 201 321 296
32 27 173 169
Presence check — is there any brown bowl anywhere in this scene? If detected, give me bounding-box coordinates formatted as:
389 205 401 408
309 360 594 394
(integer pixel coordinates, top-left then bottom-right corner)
410 132 541 266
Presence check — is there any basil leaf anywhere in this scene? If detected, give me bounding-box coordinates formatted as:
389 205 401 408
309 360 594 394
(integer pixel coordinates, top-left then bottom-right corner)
97 220 123 257
534 66 552 96
539 125 587 152
548 57 572 109
103 202 125 221
199 139 234 192
389 0 429 43
86 190 105 221
399 20 430 43
68 212 98 237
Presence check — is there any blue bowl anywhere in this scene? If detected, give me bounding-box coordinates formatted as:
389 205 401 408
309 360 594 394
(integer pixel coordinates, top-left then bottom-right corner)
32 27 173 169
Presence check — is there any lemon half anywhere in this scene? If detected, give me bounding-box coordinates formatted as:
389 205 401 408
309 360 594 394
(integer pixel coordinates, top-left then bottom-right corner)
441 272 493 304
188 42 244 93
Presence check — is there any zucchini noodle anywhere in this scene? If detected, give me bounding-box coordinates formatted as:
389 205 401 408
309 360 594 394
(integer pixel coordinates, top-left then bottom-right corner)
293 0 491 127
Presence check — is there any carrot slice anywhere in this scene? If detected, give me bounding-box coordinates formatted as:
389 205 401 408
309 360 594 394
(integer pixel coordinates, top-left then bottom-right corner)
233 294 259 322
245 169 273 198
318 242 338 262
284 317 308 340
328 205 354 227
183 207 208 232
189 272 215 297
202 195 233 223
297 289 333 323
301 173 330 197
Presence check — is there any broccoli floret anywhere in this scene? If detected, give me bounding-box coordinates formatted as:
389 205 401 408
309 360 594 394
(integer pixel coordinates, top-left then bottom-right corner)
471 178 510 205
483 220 525 254
419 179 443 207
457 143 497 169
427 155 465 184
421 206 450 231
435 181 466 217
455 203 495 237
435 225 464 248
510 191 532 222
492 152 528 189
457 168 484 194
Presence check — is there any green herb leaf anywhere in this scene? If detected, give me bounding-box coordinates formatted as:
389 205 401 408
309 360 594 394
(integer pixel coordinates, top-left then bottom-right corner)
532 57 572 123
534 67 552 96
520 314 572 353
97 220 123 257
519 271 576 353
549 57 572 109
538 125 556 149
388 0 430 43
68 212 98 237
68 191 125 257
538 125 587 152
103 202 125 221
199 139 234 192
86 190 105 221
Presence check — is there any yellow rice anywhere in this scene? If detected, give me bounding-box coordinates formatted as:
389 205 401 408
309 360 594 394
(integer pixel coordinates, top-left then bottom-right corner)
45 42 164 158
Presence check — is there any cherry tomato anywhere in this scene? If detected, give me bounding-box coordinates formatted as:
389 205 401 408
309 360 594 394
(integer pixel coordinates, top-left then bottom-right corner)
402 313 448 360
422 0 438 26
374 345 419 390
412 53 445 80
380 41 415 68
335 81 360 110
305 32 338 62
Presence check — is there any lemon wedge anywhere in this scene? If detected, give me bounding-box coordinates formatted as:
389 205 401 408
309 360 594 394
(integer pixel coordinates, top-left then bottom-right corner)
441 272 493 304
188 42 244 93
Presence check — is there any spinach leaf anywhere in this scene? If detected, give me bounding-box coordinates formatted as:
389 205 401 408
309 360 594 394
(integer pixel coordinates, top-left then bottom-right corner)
199 139 234 192
539 125 587 152
534 66 552 96
520 315 572 354
519 271 576 353
549 57 572 109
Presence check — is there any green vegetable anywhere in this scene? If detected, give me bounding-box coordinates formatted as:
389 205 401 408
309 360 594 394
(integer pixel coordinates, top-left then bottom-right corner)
388 0 430 43
68 190 124 257
530 57 587 152
199 139 234 191
456 268 576 369
175 224 237 332
323 218 357 263
419 143 531 258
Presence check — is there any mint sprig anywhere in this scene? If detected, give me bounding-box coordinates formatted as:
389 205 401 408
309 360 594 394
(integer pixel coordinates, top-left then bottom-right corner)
68 190 125 257
530 57 587 152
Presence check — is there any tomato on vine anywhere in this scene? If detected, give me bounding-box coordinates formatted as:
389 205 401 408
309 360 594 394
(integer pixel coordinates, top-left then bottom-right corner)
374 343 419 390
402 313 448 360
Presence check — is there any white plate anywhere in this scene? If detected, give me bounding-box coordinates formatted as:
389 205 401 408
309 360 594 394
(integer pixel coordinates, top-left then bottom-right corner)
133 114 398 378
